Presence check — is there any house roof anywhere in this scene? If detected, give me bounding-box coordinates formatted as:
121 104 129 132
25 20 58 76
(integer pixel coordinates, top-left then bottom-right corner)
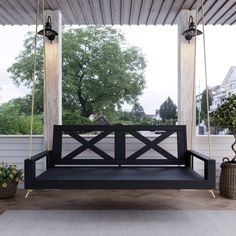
222 66 236 86
1 0 236 26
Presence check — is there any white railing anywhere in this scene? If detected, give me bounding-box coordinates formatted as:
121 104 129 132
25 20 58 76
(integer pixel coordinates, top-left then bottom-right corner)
0 135 234 188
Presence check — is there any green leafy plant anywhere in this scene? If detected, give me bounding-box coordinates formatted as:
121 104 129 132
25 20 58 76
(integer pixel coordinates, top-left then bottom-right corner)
0 162 23 188
210 94 236 161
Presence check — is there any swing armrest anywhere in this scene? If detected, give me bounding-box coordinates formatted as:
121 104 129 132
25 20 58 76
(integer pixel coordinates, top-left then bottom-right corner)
187 150 211 162
29 150 51 162
187 150 216 183
24 151 52 189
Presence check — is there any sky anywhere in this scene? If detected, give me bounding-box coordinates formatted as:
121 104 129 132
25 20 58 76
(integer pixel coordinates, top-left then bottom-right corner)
1 25 236 114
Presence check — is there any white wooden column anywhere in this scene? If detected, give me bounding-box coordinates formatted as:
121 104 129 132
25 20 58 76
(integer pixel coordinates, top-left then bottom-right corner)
44 10 62 150
178 10 196 149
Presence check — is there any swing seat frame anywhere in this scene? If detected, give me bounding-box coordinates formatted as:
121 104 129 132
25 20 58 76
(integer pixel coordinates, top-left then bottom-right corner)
25 125 216 190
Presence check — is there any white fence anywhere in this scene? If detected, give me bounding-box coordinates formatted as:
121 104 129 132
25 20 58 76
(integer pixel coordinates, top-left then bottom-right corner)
0 135 234 188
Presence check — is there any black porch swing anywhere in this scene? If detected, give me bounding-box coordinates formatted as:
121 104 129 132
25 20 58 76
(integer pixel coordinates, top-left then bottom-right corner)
24 0 216 197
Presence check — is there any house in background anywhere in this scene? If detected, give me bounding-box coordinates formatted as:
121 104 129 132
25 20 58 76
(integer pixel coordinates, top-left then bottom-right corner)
196 66 236 112
210 66 236 111
196 67 236 134
222 66 236 96
210 85 226 111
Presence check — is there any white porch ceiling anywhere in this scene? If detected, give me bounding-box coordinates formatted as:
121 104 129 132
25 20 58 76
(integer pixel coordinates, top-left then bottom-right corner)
0 0 236 26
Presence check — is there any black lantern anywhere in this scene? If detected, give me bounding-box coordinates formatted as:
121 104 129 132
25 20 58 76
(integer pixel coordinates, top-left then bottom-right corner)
182 16 202 43
38 16 58 43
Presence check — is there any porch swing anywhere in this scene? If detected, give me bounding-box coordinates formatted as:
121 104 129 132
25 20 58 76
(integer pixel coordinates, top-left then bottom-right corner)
24 0 216 196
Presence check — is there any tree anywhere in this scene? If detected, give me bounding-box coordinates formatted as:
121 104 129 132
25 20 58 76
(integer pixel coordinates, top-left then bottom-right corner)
8 27 146 119
210 94 236 161
0 102 42 134
159 97 177 123
200 89 212 122
131 101 145 122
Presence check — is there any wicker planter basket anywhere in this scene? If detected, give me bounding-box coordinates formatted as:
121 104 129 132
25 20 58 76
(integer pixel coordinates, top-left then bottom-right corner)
219 159 236 199
0 181 17 199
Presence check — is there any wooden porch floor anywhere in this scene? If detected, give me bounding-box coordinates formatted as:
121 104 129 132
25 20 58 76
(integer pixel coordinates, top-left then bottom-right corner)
1 189 236 214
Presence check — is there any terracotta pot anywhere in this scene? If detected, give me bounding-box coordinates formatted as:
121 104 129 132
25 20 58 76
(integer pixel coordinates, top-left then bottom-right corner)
0 181 17 199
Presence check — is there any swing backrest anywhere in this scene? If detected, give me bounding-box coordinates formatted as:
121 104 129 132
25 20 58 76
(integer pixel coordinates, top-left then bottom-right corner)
49 125 188 167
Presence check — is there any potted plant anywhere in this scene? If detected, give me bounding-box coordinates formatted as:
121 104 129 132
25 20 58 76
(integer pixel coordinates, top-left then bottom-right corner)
210 94 236 199
0 162 23 199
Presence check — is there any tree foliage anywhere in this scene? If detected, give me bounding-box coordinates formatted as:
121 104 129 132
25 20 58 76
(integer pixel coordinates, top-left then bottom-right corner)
131 101 145 122
7 27 146 119
0 102 42 134
210 94 236 134
200 89 212 121
159 97 177 122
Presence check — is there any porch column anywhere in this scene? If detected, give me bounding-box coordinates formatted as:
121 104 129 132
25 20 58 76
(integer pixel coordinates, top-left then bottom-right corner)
178 9 196 149
44 10 62 150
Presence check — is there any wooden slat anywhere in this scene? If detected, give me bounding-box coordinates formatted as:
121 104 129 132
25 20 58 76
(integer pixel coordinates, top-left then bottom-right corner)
222 10 236 25
154 0 165 25
229 15 236 25
46 0 70 24
171 0 188 25
145 0 160 24
71 0 87 24
55 158 185 165
204 0 229 25
88 0 96 24
58 0 73 24
0 13 9 25
0 0 236 25
52 128 63 161
163 0 175 25
120 0 130 24
10 0 35 23
120 0 123 24
197 0 218 24
109 0 113 25
78 0 95 24
137 0 151 25
145 0 155 24
212 2 236 25
19 0 39 24
189 0 197 10
0 1 19 25
177 127 187 158
100 0 112 25
66 0 80 24
130 0 143 25
129 0 134 25
54 124 186 132
89 0 104 25
115 130 126 159
4 0 27 24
